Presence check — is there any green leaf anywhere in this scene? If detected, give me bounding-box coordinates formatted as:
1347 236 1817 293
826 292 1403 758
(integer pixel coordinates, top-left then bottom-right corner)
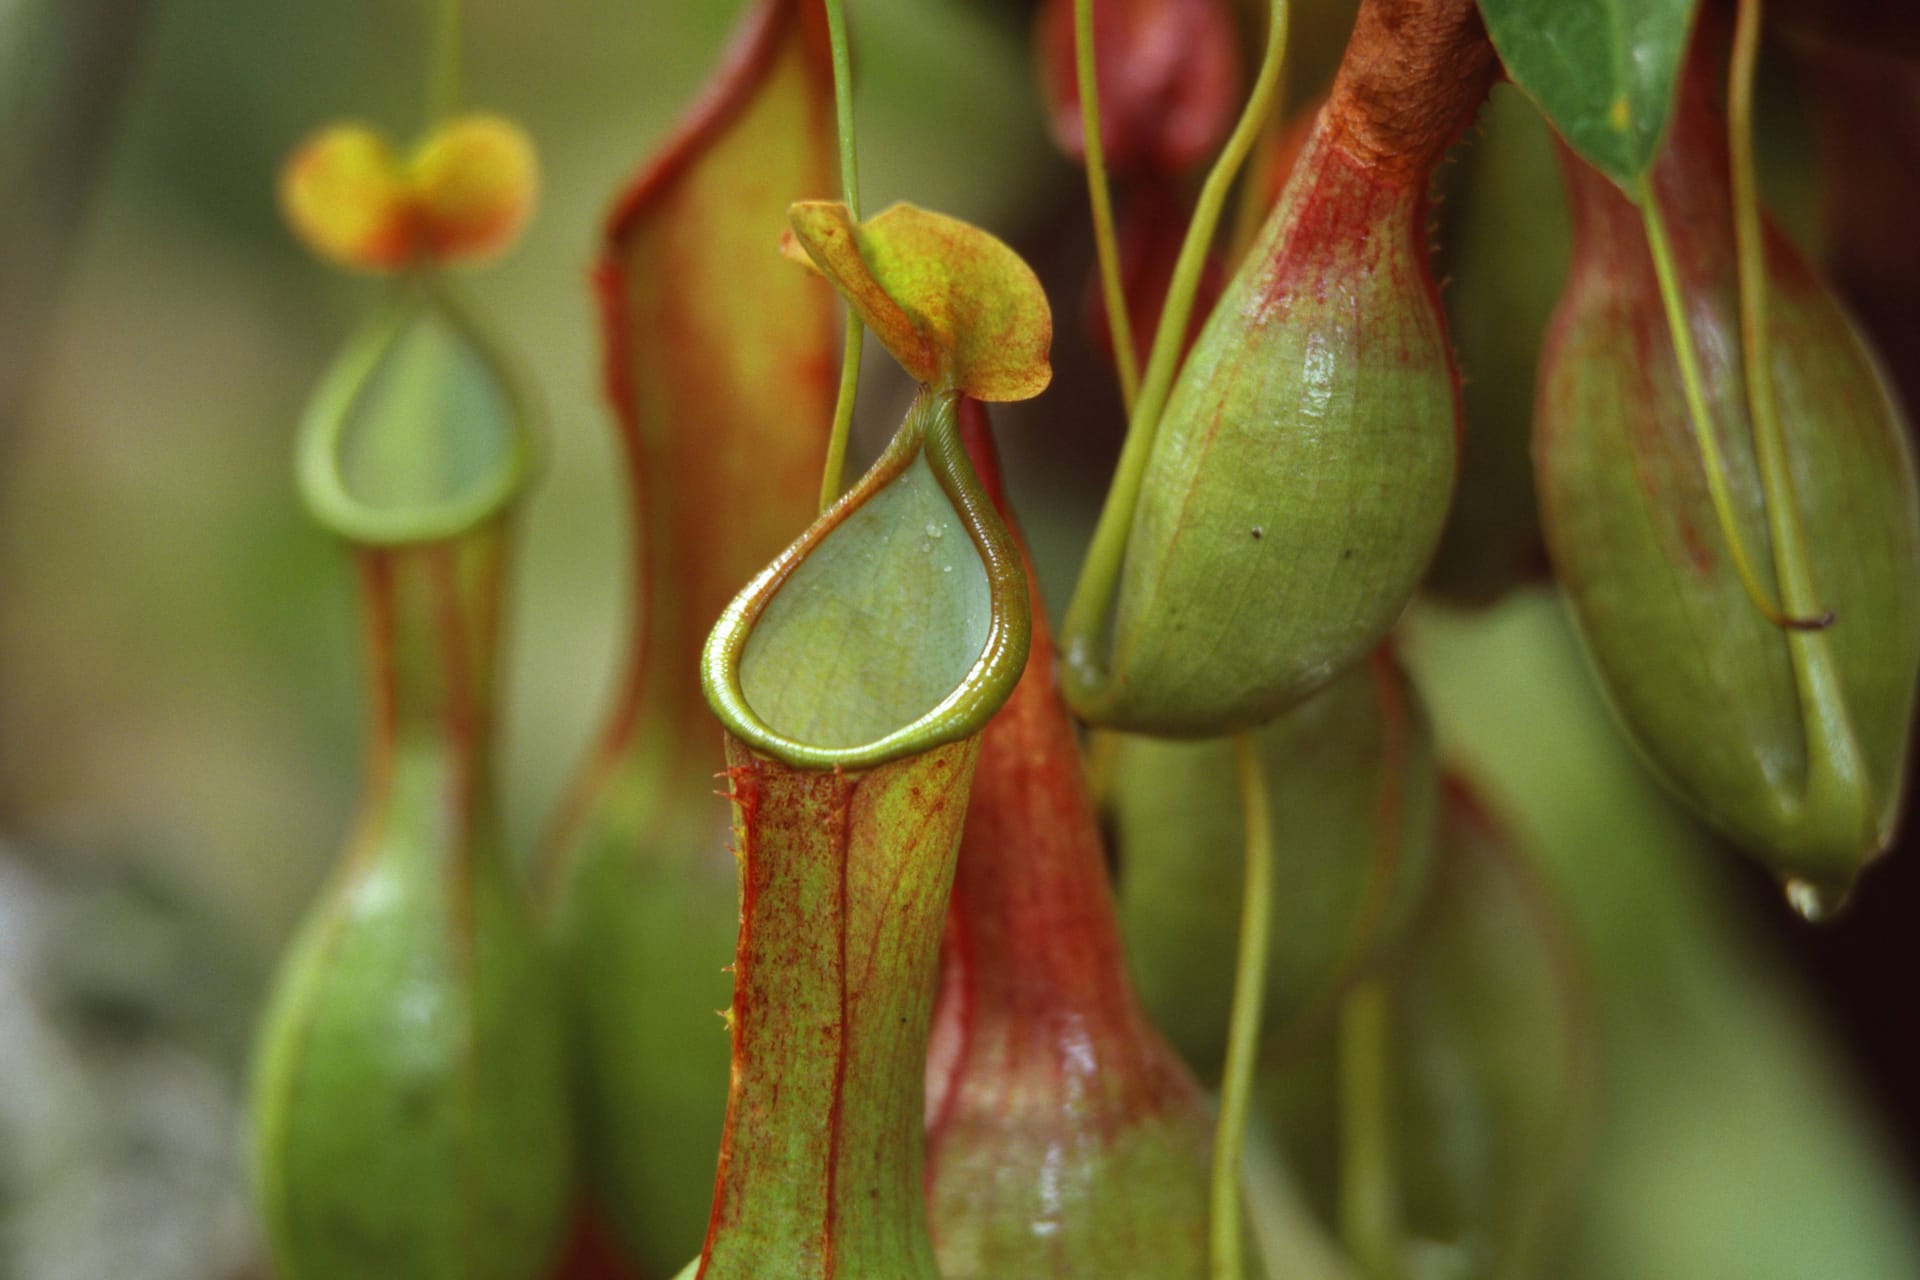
1475 0 1699 186
783 201 1052 401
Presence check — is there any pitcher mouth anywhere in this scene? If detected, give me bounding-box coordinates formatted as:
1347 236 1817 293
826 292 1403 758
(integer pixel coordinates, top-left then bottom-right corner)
702 388 1030 772
297 276 537 547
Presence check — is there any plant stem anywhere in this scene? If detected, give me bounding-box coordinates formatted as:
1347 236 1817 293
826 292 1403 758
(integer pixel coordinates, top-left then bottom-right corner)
1727 0 1826 629
1638 187 1827 630
1337 977 1396 1279
1225 6 1292 269
1212 732 1275 1280
817 0 865 512
426 0 461 124
1226 114 1280 270
1060 0 1289 700
1074 0 1140 412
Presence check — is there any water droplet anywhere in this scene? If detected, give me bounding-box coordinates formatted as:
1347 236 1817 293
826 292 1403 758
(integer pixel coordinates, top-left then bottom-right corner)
1784 877 1850 923
926 522 945 539
919 540 933 554
942 564 953 573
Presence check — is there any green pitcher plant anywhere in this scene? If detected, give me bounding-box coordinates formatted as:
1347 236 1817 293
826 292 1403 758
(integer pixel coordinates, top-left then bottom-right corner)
679 199 1050 1279
1111 648 1440 1077
1260 779 1596 1280
239 0 1920 1277
1535 20 1920 911
251 102 572 1280
1060 0 1498 736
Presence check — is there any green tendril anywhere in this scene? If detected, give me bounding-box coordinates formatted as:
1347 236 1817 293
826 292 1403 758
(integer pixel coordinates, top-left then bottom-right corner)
817 0 865 513
1638 187 1828 631
426 0 461 124
1727 0 1831 633
1337 976 1398 1279
1226 6 1294 269
1074 0 1140 412
1211 732 1276 1280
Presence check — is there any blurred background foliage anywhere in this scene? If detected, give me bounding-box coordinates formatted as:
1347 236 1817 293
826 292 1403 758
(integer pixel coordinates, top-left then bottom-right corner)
0 0 1917 1276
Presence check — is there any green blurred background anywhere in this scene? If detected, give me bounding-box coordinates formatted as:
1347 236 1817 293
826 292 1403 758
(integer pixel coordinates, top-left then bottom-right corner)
2 1 1918 1277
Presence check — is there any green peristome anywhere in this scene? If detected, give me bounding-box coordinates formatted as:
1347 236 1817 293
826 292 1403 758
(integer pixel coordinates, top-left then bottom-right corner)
1537 109 1920 901
1262 783 1595 1278
1112 652 1438 1077
704 389 1029 769
297 279 534 546
250 537 571 1280
1081 131 1457 737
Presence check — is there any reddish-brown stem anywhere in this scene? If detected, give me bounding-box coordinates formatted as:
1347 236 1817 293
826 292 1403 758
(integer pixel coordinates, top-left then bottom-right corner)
1320 0 1498 177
